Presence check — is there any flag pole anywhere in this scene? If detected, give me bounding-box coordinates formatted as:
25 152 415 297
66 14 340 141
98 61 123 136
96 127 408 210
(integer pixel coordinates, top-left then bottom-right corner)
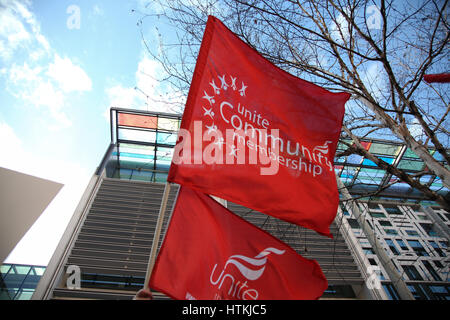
143 181 172 291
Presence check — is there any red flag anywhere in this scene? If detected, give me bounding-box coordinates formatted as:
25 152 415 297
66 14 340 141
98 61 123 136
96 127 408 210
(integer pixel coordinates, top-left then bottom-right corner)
168 16 350 237
150 187 328 300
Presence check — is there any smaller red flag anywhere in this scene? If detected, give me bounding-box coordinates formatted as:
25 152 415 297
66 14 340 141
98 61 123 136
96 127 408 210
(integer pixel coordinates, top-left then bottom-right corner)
150 187 328 300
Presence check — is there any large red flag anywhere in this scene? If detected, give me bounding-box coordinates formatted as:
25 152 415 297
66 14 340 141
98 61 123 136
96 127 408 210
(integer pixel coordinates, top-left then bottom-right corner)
168 16 350 237
149 187 328 300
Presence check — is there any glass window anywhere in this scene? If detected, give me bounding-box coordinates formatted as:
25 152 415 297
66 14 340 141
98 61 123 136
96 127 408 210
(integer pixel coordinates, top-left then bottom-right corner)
379 220 392 226
407 284 431 300
370 211 386 218
154 172 168 183
402 265 423 280
347 218 360 229
429 286 447 294
429 241 446 257
118 113 157 129
362 157 394 167
405 230 420 236
432 151 445 161
420 223 438 237
422 261 442 281
335 157 345 164
118 128 156 144
157 118 179 131
1 265 11 274
430 177 444 191
359 239 370 247
407 240 429 256
396 239 408 250
368 203 381 210
360 141 371 150
155 162 170 172
156 132 177 145
347 154 362 165
419 175 434 185
337 139 352 151
384 229 398 235
386 239 400 255
155 147 174 171
416 214 428 221
119 158 155 171
14 266 31 275
384 206 403 215
403 148 421 159
369 143 401 156
119 150 154 161
355 168 386 185
383 283 400 300
397 159 424 171
15 289 34 300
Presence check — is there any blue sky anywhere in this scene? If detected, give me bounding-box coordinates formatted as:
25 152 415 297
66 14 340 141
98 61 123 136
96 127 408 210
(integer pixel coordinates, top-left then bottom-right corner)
0 1 439 267
0 0 181 266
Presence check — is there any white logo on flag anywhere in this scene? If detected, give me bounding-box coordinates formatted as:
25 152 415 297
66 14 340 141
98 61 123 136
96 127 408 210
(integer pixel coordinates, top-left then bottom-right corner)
313 141 332 155
195 74 334 176
223 247 285 281
209 247 285 300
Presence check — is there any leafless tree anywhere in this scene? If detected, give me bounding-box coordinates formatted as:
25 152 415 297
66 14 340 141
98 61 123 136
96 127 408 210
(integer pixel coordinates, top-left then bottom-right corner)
134 0 449 209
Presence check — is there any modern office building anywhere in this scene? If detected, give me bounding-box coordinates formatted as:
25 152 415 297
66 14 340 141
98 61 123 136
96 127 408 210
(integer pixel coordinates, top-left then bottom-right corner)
335 138 449 300
32 108 449 300
1 264 46 300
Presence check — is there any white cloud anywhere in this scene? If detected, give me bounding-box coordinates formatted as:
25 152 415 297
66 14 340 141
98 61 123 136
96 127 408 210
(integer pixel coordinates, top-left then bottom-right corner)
104 55 186 120
330 11 352 44
1 1 92 131
106 85 139 108
47 54 92 92
0 0 50 61
6 62 73 130
360 62 386 102
135 56 161 96
0 4 31 60
103 84 140 121
8 62 42 86
409 118 424 141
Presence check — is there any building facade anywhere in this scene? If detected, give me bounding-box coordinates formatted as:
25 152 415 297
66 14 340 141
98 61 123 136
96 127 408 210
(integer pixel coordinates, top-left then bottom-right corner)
33 108 449 300
335 136 449 300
